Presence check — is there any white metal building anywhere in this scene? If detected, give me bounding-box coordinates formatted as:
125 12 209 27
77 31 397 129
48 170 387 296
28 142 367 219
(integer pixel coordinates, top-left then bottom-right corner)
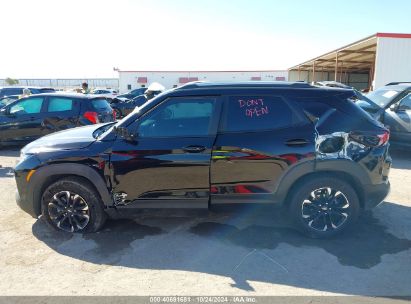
117 70 288 93
288 33 411 90
0 78 119 90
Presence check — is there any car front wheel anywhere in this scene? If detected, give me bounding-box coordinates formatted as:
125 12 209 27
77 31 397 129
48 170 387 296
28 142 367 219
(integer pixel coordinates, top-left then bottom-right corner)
41 177 107 233
288 176 360 238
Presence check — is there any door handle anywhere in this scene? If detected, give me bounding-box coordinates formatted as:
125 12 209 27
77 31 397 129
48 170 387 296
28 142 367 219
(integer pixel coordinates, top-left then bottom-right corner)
183 145 206 153
285 139 309 146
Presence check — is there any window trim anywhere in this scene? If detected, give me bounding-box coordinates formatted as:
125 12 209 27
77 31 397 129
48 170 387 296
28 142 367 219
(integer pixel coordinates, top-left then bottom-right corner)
219 94 306 134
134 96 222 139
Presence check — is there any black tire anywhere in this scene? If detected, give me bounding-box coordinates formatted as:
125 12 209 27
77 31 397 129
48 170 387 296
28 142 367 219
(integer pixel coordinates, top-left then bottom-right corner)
288 176 360 238
41 177 107 233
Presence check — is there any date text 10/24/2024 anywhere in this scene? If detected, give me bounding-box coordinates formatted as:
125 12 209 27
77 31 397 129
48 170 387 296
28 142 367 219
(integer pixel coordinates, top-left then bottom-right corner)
238 98 269 118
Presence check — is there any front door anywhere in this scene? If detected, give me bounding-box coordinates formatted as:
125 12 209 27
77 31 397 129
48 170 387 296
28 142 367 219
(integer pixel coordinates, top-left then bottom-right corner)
110 96 221 208
383 92 411 146
0 96 46 144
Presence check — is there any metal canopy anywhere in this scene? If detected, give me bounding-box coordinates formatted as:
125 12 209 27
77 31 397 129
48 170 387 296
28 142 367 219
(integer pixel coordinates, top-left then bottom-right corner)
289 34 378 84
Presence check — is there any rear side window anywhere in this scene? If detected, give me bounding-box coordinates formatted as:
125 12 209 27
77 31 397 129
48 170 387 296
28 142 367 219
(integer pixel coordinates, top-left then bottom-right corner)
224 96 297 132
91 98 111 111
297 97 381 133
47 97 73 112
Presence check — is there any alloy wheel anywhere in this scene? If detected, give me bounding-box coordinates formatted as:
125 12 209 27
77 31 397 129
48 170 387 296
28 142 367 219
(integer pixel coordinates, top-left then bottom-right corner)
301 187 350 232
48 191 90 232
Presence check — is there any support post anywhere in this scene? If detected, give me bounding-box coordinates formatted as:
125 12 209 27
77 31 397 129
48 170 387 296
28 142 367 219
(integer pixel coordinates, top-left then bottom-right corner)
334 52 339 81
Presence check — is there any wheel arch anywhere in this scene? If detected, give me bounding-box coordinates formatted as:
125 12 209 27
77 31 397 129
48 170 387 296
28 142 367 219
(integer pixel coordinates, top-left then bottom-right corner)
274 159 369 208
30 163 112 216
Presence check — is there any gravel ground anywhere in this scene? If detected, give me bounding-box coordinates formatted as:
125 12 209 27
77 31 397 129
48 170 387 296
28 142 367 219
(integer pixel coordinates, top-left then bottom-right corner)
0 148 410 296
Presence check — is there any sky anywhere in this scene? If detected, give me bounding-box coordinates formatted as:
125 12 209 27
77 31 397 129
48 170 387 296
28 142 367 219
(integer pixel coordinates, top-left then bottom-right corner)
1 0 411 78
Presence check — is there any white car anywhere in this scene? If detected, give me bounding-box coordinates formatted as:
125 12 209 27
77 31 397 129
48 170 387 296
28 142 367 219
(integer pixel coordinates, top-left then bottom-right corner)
91 89 118 100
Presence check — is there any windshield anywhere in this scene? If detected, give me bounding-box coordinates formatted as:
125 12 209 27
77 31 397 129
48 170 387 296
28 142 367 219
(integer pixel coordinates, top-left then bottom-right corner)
366 88 401 108
0 97 18 107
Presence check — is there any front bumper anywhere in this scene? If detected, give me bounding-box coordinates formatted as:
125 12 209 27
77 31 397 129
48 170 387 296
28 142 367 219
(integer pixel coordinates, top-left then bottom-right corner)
362 181 390 210
14 154 42 218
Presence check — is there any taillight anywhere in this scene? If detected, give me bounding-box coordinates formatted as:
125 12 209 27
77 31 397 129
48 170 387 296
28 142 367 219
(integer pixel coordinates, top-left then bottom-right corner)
112 110 116 120
349 130 390 147
83 111 99 124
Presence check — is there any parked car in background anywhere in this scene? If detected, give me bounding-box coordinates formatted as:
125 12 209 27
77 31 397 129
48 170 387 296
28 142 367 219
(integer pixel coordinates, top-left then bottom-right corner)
0 93 115 146
91 89 118 100
109 97 136 118
0 86 55 98
14 82 391 238
356 82 411 149
314 81 352 89
0 95 20 109
117 87 147 99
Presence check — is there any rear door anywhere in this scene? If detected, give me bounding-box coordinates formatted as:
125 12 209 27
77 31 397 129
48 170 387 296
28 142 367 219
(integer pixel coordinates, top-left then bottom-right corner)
0 96 46 143
210 94 316 204
42 96 81 134
109 96 222 208
383 91 411 146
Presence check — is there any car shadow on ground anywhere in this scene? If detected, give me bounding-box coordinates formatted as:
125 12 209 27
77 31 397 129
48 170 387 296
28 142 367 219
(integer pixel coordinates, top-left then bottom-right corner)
32 202 411 295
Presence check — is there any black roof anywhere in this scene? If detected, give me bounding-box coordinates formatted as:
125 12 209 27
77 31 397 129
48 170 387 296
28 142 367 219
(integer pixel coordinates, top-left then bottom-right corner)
23 92 107 99
178 81 313 90
380 84 411 90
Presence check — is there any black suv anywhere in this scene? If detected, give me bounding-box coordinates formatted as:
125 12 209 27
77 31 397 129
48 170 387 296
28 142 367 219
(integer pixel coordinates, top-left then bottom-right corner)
0 93 115 146
356 82 411 149
14 82 391 237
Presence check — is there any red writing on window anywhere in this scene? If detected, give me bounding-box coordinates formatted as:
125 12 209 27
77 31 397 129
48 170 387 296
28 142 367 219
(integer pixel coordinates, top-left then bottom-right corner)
238 98 269 118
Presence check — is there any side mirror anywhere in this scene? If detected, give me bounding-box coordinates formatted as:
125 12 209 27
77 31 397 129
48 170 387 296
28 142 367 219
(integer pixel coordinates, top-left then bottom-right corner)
114 126 137 143
389 104 398 112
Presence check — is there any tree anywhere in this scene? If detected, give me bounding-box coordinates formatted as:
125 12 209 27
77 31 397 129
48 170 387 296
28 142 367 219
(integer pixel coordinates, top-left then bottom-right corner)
5 78 19 85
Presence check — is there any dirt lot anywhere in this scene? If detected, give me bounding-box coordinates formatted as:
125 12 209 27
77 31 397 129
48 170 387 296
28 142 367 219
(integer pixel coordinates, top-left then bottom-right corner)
0 148 410 296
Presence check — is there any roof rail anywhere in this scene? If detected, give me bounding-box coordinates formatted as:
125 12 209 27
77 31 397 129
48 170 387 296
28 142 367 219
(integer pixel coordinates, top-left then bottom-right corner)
386 82 411 86
178 81 313 90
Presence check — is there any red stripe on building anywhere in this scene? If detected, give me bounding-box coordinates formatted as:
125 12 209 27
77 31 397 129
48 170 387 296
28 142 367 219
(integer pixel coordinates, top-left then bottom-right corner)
376 33 411 39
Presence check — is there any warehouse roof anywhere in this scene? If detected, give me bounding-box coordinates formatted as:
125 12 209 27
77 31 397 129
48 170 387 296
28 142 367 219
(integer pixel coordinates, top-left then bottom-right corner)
289 33 411 73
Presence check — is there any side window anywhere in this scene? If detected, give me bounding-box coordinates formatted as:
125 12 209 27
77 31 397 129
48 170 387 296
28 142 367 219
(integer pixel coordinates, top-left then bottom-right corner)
138 97 216 137
399 93 411 110
9 97 44 115
47 97 74 112
297 100 334 120
224 96 297 132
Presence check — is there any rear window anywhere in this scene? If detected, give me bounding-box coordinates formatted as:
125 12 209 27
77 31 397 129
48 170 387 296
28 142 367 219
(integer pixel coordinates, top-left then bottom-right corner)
224 95 298 132
91 98 111 111
3 88 23 96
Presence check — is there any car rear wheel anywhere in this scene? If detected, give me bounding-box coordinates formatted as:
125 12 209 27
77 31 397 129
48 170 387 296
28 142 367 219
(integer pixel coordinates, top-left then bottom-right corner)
41 177 107 233
288 176 360 238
